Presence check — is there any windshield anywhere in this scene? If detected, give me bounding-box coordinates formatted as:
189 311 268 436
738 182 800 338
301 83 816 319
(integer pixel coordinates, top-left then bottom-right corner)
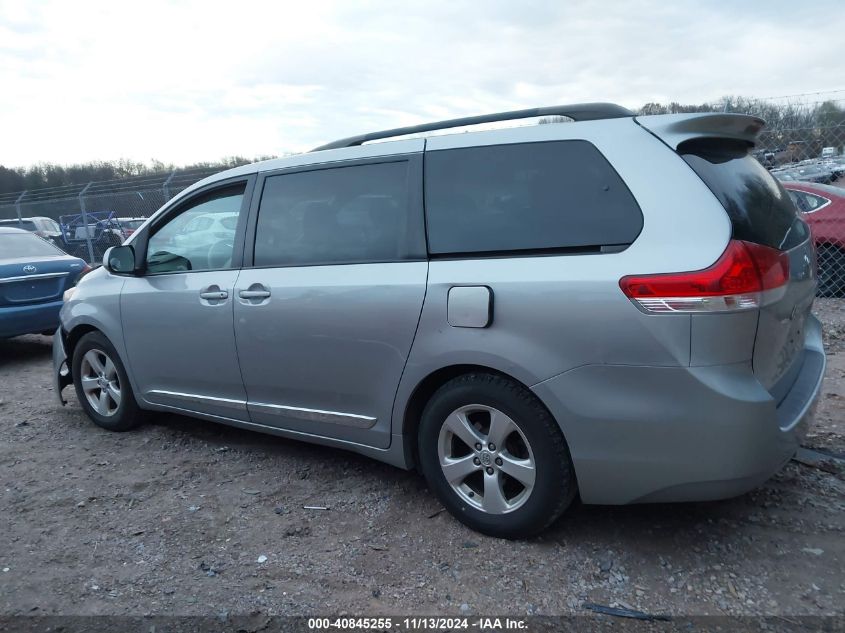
0 233 65 258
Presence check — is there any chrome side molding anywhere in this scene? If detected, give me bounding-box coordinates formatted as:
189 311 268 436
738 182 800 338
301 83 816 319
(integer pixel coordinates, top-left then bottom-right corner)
146 390 248 411
249 402 377 429
145 390 377 429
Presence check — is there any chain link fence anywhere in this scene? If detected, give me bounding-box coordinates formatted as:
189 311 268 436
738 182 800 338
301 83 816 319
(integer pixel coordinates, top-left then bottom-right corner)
1 98 844 294
0 167 219 263
756 125 845 297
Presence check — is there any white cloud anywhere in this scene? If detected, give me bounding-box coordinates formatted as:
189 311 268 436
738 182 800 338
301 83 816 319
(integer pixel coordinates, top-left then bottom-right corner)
0 0 841 166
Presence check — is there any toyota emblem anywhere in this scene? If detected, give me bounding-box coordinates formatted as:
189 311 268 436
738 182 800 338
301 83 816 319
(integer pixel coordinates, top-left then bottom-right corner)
22 265 37 274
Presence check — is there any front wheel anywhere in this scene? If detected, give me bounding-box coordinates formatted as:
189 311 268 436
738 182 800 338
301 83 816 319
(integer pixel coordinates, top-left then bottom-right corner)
72 331 144 431
418 373 577 538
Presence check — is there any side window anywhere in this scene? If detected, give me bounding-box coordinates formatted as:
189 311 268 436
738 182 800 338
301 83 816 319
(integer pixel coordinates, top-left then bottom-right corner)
788 190 830 214
254 160 423 267
146 184 245 274
424 141 643 255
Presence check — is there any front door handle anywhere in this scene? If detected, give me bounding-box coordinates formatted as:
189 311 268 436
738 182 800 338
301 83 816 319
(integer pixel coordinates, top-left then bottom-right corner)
200 289 228 300
238 289 271 299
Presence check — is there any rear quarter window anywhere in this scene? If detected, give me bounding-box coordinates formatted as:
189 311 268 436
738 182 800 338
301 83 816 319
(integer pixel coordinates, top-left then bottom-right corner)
424 140 643 255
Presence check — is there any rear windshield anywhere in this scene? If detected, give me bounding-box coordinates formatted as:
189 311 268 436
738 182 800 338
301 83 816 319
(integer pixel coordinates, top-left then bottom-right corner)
0 220 36 231
0 233 64 258
680 139 808 250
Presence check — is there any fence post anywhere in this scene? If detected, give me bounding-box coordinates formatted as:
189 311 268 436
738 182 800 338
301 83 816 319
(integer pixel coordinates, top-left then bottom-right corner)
78 182 94 263
162 169 176 202
14 190 27 226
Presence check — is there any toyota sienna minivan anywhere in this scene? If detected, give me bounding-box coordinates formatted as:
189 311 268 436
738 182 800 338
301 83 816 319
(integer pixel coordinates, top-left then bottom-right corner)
54 104 824 538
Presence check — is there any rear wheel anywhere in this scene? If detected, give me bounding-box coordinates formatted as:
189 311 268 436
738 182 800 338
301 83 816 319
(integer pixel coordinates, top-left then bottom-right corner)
72 331 144 431
418 373 576 538
817 245 845 297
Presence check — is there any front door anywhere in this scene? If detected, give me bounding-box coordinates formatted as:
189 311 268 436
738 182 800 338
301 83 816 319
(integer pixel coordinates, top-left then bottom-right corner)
234 154 428 448
121 181 252 420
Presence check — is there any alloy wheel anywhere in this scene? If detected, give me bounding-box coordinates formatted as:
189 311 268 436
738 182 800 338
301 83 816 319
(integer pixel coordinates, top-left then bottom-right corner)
79 348 122 417
437 404 536 514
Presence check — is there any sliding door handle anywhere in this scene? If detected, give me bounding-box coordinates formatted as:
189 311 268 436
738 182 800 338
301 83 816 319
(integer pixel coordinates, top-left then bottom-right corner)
238 289 271 299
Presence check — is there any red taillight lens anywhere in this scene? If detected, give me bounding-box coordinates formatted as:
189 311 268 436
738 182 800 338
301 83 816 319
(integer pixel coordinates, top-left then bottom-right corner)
619 240 789 313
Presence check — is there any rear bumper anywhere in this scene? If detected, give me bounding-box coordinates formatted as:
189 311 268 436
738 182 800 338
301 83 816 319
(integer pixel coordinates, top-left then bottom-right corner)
0 299 63 338
532 315 826 505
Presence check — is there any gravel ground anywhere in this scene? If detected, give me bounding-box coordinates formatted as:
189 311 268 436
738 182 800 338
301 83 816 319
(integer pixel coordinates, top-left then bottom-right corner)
1 303 844 618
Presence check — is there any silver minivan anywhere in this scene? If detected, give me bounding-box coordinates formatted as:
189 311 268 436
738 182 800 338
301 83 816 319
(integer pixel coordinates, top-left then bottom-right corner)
54 104 824 537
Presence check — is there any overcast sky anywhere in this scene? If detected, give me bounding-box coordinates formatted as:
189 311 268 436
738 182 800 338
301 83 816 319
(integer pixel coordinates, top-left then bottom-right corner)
1 0 843 167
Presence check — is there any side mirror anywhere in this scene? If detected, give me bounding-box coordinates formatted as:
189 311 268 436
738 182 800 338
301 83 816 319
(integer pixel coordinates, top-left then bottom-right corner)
103 245 137 275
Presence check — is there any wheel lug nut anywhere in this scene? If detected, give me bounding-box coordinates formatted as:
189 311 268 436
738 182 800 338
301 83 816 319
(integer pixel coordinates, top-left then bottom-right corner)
468 491 475 497
474 443 482 451
488 443 496 451
495 457 503 466
473 457 481 466
486 467 494 475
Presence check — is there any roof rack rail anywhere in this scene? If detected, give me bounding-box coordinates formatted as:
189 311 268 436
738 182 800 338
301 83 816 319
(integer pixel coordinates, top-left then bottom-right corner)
312 102 634 151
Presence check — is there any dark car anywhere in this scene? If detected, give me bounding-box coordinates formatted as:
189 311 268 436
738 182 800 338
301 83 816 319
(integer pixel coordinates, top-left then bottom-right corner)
0 227 89 338
0 216 64 249
782 181 845 296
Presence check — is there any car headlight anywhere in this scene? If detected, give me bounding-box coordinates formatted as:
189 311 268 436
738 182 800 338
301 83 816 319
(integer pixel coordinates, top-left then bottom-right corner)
63 287 77 302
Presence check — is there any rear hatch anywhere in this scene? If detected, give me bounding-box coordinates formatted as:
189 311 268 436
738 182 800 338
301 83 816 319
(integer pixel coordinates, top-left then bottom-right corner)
0 257 82 306
637 114 816 400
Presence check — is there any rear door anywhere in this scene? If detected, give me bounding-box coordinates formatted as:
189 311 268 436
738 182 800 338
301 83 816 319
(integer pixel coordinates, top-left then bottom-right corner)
679 138 815 399
234 150 428 449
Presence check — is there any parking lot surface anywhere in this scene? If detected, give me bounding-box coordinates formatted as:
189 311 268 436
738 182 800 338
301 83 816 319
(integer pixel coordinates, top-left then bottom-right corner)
1 303 844 617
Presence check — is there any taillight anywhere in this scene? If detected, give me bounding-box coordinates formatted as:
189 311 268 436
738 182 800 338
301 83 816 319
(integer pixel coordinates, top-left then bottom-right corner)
619 240 789 313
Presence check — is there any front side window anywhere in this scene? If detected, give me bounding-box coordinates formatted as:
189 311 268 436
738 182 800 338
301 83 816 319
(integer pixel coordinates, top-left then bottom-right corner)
146 184 245 274
254 160 423 267
424 140 643 255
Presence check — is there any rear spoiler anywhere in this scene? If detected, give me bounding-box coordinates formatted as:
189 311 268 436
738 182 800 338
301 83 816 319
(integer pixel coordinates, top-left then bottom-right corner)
634 113 765 150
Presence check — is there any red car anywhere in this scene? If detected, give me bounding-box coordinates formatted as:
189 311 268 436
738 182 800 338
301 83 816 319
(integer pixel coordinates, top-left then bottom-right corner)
782 181 845 296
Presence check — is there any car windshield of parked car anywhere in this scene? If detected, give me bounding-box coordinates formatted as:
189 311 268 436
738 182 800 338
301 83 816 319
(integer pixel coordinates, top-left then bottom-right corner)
0 232 64 259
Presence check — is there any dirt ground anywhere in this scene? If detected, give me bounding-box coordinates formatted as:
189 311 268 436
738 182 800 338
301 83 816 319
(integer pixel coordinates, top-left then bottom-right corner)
0 303 843 618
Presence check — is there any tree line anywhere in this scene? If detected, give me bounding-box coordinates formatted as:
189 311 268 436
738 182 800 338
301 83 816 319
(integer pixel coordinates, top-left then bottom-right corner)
0 156 275 197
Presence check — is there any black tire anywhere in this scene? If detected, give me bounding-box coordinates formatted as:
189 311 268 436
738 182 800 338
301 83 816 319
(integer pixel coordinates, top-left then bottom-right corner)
817 245 845 298
418 372 576 538
72 331 144 432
